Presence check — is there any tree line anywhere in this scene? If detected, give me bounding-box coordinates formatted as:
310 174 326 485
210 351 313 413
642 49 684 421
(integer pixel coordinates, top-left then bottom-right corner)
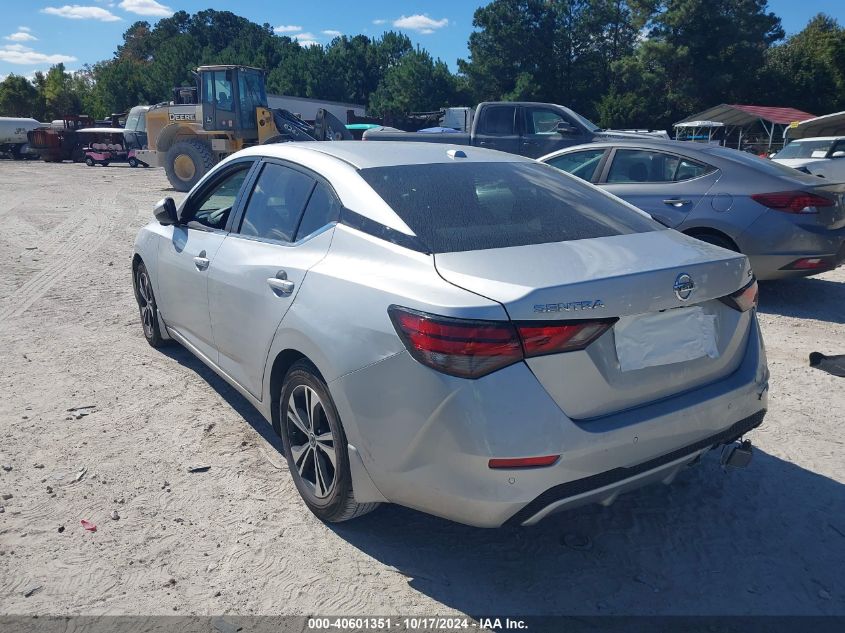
1 2 844 131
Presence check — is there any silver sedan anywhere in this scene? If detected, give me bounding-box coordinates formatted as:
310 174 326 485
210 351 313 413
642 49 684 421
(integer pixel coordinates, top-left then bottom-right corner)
540 140 845 280
133 142 768 527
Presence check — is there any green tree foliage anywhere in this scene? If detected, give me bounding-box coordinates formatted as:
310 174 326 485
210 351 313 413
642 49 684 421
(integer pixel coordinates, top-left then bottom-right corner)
0 74 41 118
2 5 845 131
759 14 845 115
459 0 644 113
370 48 459 114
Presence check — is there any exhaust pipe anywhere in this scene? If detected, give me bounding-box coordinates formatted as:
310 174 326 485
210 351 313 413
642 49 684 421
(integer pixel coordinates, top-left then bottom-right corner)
721 439 753 469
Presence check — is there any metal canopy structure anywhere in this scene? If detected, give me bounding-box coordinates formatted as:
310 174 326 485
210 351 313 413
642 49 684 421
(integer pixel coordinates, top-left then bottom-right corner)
675 104 816 151
673 120 725 143
784 110 845 141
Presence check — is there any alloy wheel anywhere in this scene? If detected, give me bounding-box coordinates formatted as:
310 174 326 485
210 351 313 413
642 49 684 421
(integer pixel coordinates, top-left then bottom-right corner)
286 384 337 499
136 270 155 338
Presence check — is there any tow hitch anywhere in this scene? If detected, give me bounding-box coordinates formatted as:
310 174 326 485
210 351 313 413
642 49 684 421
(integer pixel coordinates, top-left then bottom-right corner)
721 439 753 469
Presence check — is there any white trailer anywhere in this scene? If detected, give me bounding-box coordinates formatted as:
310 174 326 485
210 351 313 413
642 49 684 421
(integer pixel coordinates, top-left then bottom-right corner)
0 117 41 159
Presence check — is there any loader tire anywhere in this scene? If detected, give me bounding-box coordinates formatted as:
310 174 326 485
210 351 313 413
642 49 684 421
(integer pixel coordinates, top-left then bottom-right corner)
165 139 216 192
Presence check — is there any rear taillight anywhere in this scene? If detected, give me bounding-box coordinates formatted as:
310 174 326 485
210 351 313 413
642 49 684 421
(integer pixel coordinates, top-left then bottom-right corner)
781 257 833 271
389 306 615 378
751 191 833 214
517 322 614 357
720 278 758 312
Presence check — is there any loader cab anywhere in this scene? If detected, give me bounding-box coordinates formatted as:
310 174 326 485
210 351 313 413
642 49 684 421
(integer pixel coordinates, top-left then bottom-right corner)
198 65 268 140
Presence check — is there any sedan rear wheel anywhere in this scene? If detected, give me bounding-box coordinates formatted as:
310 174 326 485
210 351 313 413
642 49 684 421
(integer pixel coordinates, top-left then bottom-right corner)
280 360 379 522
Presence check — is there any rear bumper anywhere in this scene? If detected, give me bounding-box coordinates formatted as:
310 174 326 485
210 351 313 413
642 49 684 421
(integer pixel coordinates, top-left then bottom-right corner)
739 210 845 279
330 314 769 528
506 409 765 526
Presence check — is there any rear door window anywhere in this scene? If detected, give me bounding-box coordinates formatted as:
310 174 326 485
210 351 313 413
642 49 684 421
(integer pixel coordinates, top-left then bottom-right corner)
607 149 679 183
358 162 661 253
295 182 341 241
477 106 517 135
238 163 314 242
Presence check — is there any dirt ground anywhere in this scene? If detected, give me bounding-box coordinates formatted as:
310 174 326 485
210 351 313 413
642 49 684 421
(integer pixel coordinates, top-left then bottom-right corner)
0 160 843 617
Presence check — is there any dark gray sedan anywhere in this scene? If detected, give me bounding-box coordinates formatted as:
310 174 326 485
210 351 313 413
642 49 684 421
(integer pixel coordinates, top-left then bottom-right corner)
540 140 845 280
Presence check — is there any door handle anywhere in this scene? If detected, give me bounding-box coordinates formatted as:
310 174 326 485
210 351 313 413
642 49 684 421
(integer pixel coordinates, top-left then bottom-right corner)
267 270 295 296
663 198 692 207
193 250 210 271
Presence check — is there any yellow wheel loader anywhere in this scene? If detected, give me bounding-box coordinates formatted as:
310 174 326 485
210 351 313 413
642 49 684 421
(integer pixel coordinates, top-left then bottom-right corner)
137 65 352 191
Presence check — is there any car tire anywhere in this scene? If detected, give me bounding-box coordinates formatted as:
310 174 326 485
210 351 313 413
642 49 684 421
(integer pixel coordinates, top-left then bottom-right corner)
134 261 167 348
280 359 380 523
85 157 95 167
165 139 216 192
129 157 139 168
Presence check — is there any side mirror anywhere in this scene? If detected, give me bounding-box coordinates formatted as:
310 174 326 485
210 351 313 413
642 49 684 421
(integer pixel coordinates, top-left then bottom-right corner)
832 151 845 158
556 122 577 135
154 197 178 225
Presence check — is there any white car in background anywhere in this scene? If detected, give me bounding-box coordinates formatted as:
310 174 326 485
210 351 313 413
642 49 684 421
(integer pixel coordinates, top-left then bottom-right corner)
772 136 845 180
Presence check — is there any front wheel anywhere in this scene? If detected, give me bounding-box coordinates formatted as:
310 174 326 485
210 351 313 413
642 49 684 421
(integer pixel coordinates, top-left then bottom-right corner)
128 157 139 168
85 157 95 167
134 262 167 347
280 360 379 523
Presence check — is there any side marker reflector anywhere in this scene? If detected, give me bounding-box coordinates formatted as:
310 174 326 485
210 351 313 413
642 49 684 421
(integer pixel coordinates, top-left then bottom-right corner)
488 455 560 469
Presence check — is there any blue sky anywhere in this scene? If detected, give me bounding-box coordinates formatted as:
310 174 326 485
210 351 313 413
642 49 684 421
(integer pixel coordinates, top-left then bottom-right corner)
1 0 843 81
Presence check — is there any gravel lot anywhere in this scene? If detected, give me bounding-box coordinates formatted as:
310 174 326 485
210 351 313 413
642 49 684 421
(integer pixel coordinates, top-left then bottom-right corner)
0 160 843 617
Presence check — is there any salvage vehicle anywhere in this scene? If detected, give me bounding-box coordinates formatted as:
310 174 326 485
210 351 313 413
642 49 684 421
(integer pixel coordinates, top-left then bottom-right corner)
771 136 845 180
27 115 95 163
137 65 351 192
132 142 768 528
541 140 845 280
362 102 655 158
0 117 41 159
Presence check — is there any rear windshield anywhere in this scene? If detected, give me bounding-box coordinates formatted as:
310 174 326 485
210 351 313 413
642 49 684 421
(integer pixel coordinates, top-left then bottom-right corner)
358 162 661 253
702 145 823 182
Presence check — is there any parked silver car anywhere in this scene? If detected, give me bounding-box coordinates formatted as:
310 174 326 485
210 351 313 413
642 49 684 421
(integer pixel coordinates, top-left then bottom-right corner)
540 140 845 279
133 142 768 528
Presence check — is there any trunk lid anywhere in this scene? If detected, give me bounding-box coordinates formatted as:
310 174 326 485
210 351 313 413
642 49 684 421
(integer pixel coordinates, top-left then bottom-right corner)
812 182 845 228
434 230 755 419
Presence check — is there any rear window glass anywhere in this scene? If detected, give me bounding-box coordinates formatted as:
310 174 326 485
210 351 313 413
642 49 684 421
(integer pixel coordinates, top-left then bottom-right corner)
703 145 823 182
358 162 661 253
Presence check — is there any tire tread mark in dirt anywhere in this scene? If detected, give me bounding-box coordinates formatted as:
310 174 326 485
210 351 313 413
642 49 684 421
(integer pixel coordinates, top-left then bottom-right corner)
0 196 123 321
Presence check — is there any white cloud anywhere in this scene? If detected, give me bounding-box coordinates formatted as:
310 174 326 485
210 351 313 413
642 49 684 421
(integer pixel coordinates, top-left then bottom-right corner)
0 44 77 65
393 14 448 34
6 31 38 42
18 26 32 32
372 19 387 25
322 29 342 37
274 24 302 33
42 5 122 21
294 32 320 47
118 0 173 17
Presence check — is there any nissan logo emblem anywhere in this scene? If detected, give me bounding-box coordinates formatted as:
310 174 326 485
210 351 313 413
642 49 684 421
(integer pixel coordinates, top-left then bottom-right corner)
674 273 695 301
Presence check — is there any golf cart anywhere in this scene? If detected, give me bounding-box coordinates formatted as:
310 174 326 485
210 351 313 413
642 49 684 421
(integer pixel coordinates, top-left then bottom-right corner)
78 128 148 167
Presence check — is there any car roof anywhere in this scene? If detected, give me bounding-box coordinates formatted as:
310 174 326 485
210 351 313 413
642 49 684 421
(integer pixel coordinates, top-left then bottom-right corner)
239 141 531 169
787 136 845 142
568 139 701 152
